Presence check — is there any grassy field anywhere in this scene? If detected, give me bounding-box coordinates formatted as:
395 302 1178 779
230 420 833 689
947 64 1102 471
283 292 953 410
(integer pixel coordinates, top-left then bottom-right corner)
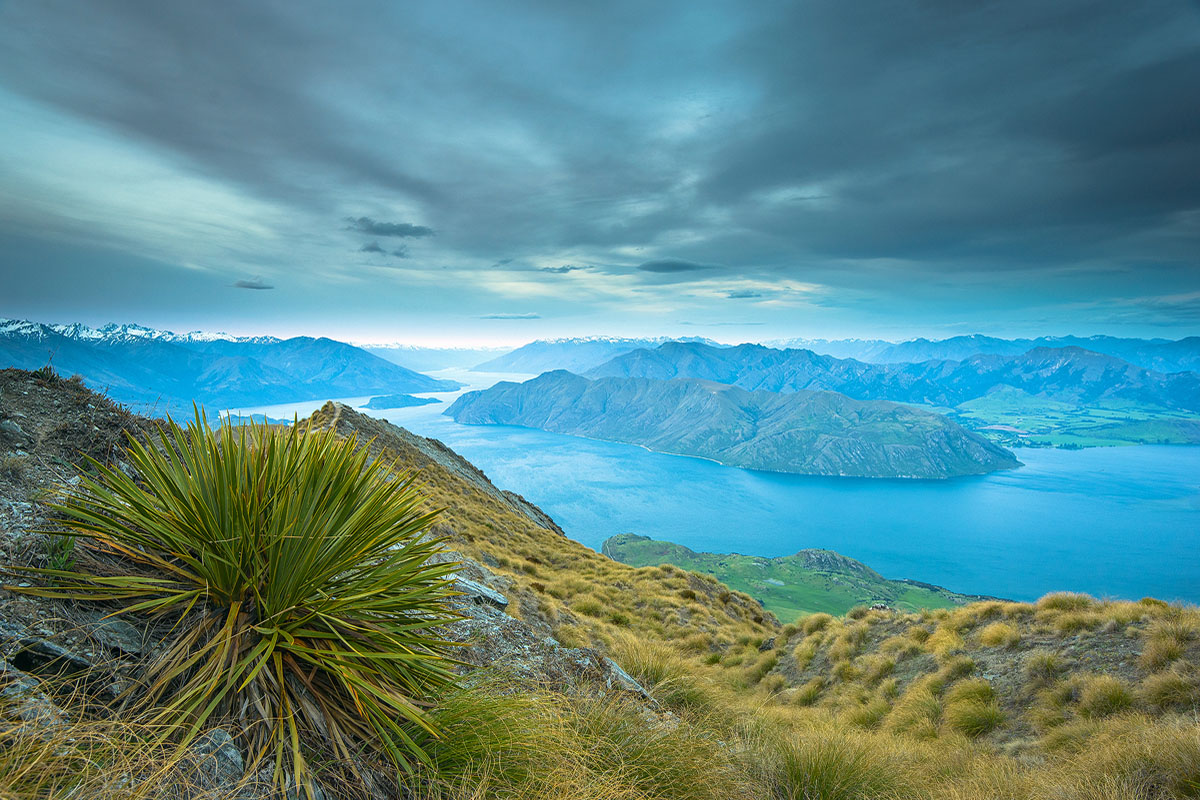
913 388 1200 447
602 533 979 621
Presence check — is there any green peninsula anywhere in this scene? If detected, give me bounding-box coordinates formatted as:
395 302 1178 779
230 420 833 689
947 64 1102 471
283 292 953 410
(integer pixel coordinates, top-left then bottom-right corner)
601 533 998 621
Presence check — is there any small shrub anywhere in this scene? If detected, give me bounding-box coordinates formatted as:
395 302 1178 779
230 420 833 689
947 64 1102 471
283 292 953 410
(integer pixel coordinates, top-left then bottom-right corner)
607 611 631 626
1078 675 1135 719
979 621 1021 648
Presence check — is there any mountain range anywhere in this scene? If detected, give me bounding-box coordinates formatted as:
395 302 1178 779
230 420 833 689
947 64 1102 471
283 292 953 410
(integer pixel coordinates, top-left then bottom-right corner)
473 334 1200 377
764 334 1200 373
446 370 1019 479
472 336 721 374
587 342 1200 413
0 319 459 411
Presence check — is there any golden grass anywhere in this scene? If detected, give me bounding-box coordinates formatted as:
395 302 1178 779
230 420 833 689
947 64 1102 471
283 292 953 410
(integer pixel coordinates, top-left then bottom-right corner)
979 621 1021 648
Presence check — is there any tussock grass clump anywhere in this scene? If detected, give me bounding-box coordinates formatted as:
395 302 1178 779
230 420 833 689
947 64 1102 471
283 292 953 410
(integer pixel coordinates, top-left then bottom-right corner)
843 697 891 730
608 635 718 714
946 679 995 706
1077 676 1136 719
880 635 923 659
794 677 825 707
1037 592 1095 612
887 686 943 739
802 613 834 635
1025 651 1067 685
926 628 965 657
945 699 1006 739
1140 637 1185 671
757 732 912 800
1141 667 1200 712
11 414 460 795
979 621 1021 648
938 655 976 681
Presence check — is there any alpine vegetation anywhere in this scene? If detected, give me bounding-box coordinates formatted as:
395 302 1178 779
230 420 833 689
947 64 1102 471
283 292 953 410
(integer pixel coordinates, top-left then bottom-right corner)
10 412 460 796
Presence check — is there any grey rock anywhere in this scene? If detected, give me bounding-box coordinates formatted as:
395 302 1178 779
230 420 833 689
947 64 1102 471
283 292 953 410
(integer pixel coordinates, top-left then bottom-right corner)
602 657 652 699
453 576 509 609
188 728 245 791
0 419 22 439
85 613 145 655
0 619 96 673
0 659 66 732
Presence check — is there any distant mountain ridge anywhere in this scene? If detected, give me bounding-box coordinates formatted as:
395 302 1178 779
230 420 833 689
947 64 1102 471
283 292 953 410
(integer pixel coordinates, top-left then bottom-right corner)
588 341 1200 412
767 334 1200 373
446 370 1020 479
472 336 723 374
0 318 459 411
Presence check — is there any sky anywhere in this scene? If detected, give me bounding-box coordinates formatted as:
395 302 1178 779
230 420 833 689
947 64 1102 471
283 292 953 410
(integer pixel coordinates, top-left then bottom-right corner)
0 0 1198 346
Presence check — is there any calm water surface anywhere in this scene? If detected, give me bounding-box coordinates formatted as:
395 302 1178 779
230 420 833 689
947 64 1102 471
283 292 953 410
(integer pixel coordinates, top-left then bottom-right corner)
236 369 1200 606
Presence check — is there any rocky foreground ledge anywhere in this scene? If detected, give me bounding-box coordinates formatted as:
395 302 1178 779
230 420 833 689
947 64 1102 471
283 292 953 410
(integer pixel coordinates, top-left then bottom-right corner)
0 369 652 797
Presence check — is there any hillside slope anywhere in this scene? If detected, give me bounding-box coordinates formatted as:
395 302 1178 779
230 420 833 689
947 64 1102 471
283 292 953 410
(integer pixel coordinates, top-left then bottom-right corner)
446 370 1020 478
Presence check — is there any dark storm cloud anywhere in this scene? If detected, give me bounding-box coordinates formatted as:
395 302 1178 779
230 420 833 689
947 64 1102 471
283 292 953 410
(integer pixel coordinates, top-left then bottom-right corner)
540 265 586 274
726 290 762 299
0 0 1197 333
638 259 711 274
232 277 273 290
347 217 435 239
479 312 540 319
391 245 410 258
359 242 385 253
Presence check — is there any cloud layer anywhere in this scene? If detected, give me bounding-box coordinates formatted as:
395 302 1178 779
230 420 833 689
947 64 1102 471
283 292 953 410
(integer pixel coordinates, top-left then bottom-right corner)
0 0 1196 340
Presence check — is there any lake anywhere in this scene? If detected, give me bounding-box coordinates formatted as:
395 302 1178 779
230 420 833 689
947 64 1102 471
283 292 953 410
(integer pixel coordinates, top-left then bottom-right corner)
234 369 1200 606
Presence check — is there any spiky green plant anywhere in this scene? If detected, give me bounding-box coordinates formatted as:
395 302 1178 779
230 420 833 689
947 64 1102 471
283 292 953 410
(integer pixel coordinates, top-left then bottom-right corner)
10 412 461 795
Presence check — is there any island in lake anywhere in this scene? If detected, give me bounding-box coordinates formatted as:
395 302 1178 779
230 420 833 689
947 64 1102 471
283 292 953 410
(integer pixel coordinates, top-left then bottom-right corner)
361 393 441 410
445 370 1019 479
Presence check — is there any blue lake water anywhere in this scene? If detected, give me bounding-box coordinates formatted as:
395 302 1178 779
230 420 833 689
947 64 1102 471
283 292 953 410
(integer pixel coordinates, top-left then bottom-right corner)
237 370 1200 607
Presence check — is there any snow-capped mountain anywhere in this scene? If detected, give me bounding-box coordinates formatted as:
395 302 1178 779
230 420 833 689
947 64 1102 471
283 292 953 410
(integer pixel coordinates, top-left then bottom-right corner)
0 318 459 412
0 318 280 345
